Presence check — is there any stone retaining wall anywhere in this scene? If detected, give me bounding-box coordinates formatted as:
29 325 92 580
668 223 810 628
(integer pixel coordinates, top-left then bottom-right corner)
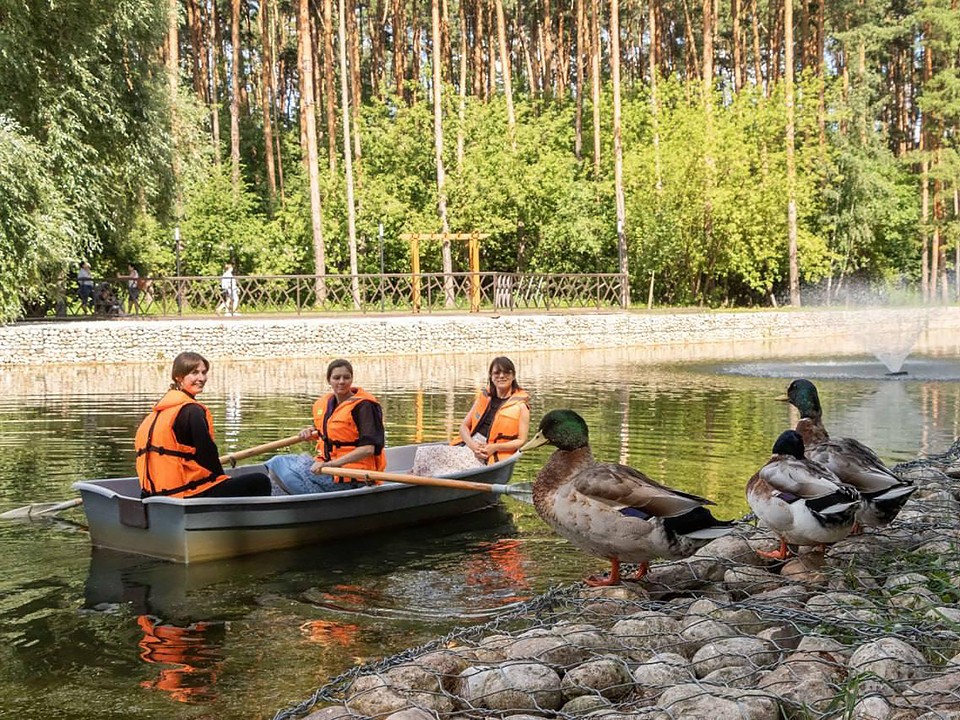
2 307 958 366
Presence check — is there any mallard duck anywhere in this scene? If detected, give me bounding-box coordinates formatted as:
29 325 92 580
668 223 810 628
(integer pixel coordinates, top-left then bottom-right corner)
520 409 734 586
746 429 861 559
785 378 917 528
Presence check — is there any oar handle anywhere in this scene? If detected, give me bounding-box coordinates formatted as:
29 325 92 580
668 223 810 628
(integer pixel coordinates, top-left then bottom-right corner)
220 434 304 468
320 466 501 493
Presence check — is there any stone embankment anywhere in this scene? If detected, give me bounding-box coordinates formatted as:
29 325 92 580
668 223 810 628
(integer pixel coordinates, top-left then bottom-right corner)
2 306 958 365
283 454 960 720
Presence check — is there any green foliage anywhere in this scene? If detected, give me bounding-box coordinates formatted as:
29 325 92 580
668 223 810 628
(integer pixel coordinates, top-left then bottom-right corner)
0 118 74 319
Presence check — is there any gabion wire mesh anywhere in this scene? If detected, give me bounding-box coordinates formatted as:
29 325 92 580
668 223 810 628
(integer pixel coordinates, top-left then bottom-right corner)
273 454 960 720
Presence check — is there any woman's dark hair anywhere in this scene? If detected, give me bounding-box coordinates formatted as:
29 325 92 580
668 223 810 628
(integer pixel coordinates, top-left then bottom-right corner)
488 356 519 393
170 351 209 389
326 358 354 381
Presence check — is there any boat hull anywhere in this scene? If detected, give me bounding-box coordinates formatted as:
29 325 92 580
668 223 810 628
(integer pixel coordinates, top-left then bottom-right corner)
73 444 520 563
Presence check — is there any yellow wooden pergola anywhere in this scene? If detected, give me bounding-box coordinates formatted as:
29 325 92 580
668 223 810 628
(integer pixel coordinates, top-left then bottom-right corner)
400 232 490 312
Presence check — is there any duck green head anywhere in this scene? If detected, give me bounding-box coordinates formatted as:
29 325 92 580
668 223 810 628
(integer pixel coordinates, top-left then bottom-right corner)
521 409 590 452
786 379 822 419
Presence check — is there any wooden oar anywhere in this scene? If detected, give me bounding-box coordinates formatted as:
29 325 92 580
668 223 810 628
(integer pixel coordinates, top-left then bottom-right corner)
1 433 304 521
319 466 534 503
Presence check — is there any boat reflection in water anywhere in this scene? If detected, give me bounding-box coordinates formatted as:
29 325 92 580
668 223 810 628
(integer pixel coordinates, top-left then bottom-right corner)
81 504 528 705
82 549 250 705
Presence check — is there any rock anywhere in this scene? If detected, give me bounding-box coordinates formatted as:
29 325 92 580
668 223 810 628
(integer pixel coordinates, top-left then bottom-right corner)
848 638 927 695
474 634 513 662
757 625 802 653
345 667 455 719
700 665 761 688
384 709 436 720
894 669 960 713
560 694 614 715
506 628 595 667
302 705 353 720
750 583 814 608
723 565 786 597
459 661 563 712
697 533 767 566
417 650 472 692
781 552 828 584
847 695 892 720
611 612 683 658
883 573 939 611
691 636 779 678
655 682 778 719
561 656 634 700
758 650 846 715
805 592 882 624
553 623 613 656
631 652 692 700
678 616 738 657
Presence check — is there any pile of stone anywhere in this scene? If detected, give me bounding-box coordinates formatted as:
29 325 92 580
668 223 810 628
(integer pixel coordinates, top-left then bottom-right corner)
291 463 960 720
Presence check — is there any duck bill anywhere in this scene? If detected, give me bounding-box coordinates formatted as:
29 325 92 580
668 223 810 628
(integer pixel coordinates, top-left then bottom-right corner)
520 432 549 452
774 393 789 402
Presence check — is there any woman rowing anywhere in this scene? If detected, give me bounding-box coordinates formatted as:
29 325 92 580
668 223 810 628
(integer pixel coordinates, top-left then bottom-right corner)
265 359 386 493
135 352 272 498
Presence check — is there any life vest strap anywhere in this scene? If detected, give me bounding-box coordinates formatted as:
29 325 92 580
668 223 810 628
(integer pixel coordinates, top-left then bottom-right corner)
142 472 221 498
136 445 196 460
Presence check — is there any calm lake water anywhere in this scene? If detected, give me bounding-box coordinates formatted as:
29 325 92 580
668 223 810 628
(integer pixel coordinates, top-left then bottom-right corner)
1 348 959 719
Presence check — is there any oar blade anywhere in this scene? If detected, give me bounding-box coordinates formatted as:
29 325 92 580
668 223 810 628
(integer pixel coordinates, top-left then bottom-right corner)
0 497 82 520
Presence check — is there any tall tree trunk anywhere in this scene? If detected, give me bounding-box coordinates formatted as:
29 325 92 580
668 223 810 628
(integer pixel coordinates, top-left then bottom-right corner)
680 0 701 82
210 0 222 163
258 0 277 206
299 0 327 300
487 1 497 101
432 0 455 306
393 0 407 99
370 0 385 98
457 0 468 170
338 0 361 308
230 0 242 190
611 0 629 306
347 0 363 163
494 0 516 145
555 7 567 98
412 0 422 103
188 0 208 101
702 0 716 300
769 0 782 87
574 0 585 159
472 0 486 98
649 0 662 194
590 0 601 175
323 0 338 170
731 0 742 92
749 0 762 91
169 0 182 223
785 0 800 305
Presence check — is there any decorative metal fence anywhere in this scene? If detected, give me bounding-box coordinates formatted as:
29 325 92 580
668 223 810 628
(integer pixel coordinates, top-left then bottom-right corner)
36 272 628 319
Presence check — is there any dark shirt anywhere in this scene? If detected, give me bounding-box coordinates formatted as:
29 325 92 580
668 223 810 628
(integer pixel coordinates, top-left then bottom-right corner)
320 397 385 452
172 402 225 477
473 394 506 440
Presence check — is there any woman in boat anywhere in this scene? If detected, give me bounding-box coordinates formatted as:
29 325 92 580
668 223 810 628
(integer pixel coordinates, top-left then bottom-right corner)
411 356 531 476
456 356 531 465
265 358 386 493
135 351 272 499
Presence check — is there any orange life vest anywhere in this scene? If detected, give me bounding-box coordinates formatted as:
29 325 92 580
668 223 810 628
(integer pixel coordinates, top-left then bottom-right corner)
312 387 386 479
455 387 530 464
135 389 228 498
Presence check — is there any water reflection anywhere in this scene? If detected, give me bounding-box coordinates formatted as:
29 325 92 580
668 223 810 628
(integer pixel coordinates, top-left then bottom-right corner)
2 349 960 720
